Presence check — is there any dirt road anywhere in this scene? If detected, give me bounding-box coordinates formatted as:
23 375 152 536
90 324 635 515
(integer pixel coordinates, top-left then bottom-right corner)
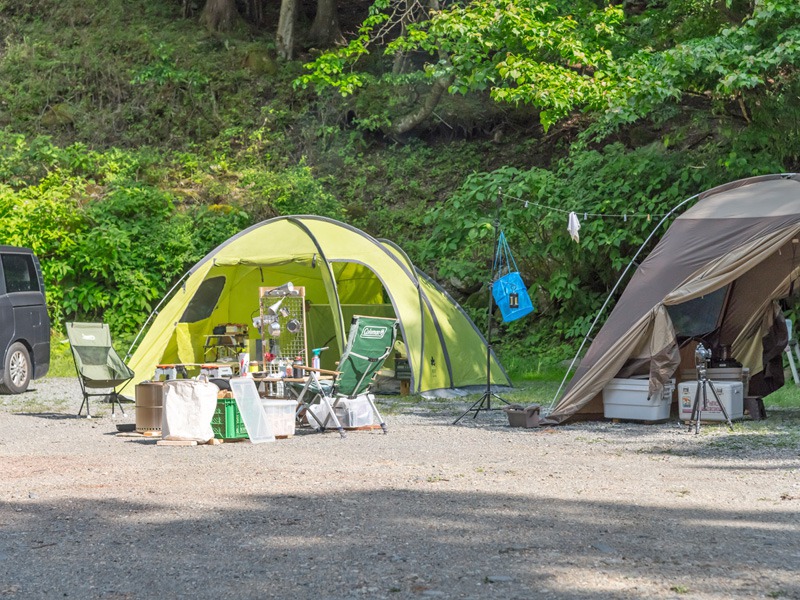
1 379 798 599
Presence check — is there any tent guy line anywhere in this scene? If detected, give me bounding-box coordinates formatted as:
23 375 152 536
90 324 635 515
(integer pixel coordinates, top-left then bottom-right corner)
498 190 667 220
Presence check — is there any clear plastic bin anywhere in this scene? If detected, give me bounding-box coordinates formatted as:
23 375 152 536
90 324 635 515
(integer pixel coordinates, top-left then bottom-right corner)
260 399 297 437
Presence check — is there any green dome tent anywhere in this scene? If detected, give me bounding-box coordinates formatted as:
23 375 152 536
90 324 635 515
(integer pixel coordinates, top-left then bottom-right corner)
121 216 510 397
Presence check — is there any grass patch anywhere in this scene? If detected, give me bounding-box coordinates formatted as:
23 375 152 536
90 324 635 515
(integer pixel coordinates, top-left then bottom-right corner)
48 330 76 378
704 411 800 451
500 380 563 409
762 382 800 409
502 353 572 382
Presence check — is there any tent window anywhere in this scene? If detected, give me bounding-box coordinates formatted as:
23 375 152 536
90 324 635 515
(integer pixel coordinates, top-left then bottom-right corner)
667 286 729 338
180 276 225 323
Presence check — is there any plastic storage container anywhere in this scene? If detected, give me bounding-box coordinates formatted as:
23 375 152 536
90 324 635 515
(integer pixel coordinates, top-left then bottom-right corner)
504 404 541 428
602 378 675 421
678 380 743 421
260 399 297 437
680 367 750 396
211 397 249 439
335 397 373 428
394 358 411 379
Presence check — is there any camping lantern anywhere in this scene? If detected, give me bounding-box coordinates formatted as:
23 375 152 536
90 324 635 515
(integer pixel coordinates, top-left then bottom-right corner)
492 232 534 323
492 271 534 322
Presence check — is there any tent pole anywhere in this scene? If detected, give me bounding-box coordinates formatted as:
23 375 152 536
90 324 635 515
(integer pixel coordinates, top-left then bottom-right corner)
545 191 704 414
453 189 511 424
124 269 192 361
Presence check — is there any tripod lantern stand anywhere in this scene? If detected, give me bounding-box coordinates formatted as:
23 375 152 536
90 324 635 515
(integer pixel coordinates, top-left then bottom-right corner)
687 342 735 434
453 193 533 424
452 262 509 424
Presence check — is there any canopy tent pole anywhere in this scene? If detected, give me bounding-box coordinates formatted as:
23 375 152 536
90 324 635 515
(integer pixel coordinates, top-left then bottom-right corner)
545 191 704 415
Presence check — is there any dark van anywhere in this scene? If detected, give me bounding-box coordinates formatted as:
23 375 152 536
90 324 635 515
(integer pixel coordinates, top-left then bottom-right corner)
0 246 50 393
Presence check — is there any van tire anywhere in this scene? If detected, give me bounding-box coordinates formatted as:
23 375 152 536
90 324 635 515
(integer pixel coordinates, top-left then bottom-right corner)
1 342 31 394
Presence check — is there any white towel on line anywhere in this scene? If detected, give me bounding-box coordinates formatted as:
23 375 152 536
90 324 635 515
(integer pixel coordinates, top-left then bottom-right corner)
567 211 581 243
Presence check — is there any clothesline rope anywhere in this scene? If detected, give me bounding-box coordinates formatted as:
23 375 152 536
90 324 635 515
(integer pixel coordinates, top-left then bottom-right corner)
498 190 668 220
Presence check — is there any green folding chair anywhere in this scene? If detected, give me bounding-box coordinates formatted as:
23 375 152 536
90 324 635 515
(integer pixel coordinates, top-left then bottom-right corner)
294 315 398 438
66 322 135 418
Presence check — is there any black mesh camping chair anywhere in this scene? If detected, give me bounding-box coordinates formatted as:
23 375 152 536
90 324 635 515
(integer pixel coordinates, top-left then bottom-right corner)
66 322 135 417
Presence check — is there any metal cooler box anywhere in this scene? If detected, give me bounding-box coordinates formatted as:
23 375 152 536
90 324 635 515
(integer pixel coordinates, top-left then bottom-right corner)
678 380 743 421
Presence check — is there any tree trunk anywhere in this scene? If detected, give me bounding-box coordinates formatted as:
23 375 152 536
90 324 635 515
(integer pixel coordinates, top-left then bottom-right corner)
387 0 453 135
389 74 455 136
307 0 345 48
276 0 300 60
200 0 238 32
243 0 265 26
391 0 411 75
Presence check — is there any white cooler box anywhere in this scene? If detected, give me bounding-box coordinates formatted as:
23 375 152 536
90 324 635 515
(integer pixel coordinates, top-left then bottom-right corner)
678 380 743 421
603 378 675 421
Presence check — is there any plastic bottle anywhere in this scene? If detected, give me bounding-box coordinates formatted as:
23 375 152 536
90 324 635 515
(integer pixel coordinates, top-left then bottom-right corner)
312 346 328 369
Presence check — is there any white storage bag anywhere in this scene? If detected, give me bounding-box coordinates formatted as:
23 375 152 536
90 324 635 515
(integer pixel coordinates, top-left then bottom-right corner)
161 378 218 442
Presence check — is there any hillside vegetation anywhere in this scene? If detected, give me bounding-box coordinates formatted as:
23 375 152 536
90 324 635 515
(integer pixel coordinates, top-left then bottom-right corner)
1 0 799 371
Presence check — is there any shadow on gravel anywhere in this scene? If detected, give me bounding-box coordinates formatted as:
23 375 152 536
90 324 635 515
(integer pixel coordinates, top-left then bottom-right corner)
1 487 798 599
14 412 85 421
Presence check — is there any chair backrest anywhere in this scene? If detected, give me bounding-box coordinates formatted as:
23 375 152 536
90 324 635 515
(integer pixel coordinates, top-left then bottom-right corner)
66 322 134 382
336 316 398 398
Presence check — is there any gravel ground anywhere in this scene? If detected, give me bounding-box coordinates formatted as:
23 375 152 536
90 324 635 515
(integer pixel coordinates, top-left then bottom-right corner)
1 378 799 600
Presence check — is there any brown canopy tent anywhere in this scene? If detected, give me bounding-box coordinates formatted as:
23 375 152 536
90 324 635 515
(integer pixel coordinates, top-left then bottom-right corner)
546 173 800 424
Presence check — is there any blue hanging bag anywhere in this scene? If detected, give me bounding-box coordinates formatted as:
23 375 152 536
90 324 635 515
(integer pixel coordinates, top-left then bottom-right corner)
492 232 534 322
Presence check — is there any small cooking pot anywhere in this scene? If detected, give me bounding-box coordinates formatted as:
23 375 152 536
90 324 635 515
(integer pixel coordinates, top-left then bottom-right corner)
268 321 281 337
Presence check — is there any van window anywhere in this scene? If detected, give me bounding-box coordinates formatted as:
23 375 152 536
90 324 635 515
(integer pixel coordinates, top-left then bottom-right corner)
2 253 40 293
180 276 225 323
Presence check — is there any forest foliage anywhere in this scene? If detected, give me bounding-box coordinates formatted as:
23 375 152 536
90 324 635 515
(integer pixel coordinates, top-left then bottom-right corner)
0 0 799 368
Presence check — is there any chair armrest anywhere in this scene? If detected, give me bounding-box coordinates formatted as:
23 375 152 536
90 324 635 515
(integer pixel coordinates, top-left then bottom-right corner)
294 365 341 376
